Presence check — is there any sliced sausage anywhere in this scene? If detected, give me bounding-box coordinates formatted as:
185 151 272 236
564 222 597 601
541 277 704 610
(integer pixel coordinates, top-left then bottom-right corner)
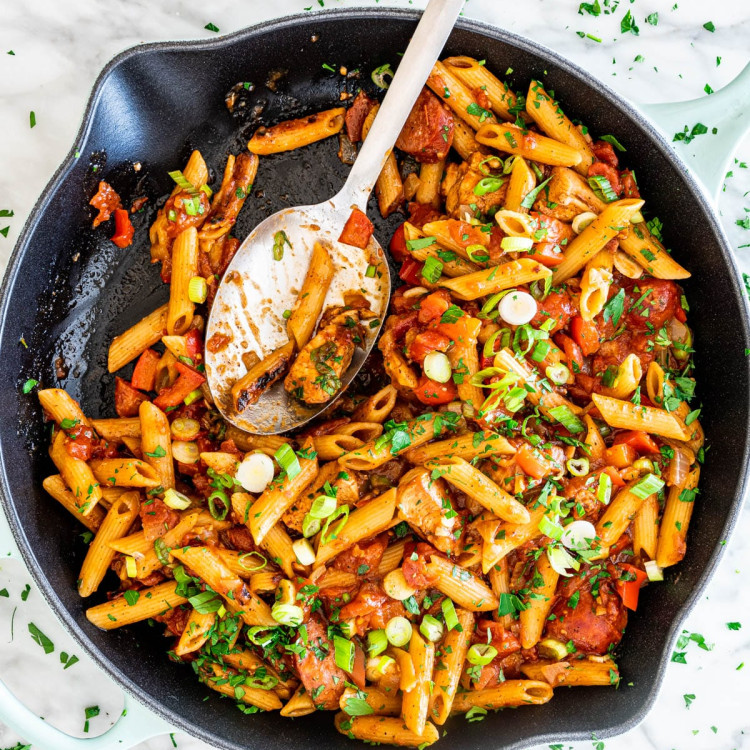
395 88 454 163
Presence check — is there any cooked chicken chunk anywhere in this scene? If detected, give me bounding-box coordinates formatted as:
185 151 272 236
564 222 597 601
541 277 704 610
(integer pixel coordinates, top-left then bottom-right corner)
442 152 508 218
533 166 606 222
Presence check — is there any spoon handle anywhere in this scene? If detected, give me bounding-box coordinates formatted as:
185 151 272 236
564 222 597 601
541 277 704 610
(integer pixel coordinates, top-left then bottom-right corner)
333 0 466 212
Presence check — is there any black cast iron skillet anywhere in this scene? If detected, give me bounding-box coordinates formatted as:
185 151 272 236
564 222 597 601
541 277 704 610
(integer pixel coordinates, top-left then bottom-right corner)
1 8 749 750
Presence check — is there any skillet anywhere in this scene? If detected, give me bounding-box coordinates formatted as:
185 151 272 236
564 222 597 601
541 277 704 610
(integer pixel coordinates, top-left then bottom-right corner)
0 8 749 750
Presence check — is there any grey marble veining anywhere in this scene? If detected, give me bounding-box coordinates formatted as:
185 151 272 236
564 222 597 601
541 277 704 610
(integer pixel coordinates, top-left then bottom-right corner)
0 0 749 748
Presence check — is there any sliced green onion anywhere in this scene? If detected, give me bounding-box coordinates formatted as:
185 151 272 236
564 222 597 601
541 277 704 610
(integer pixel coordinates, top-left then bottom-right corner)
309 494 337 519
154 538 170 566
546 363 571 385
167 209 177 222
367 629 388 656
474 176 504 196
125 555 137 578
512 324 539 356
320 505 350 545
500 236 534 252
560 520 596 551
199 183 213 197
208 490 229 520
238 551 267 571
188 276 208 304
247 626 278 647
365 264 377 278
302 513 322 538
588 175 619 202
441 598 460 631
538 513 563 541
546 544 580 577
597 472 613 505
631 473 665 500
274 443 301 479
419 615 444 643
371 63 393 89
482 329 511 359
245 672 279 690
644 560 664 582
423 351 452 384
530 340 550 362
547 404 584 434
163 488 192 510
334 634 355 672
292 538 316 566
272 230 290 261
374 655 395 676
183 388 202 406
572 211 597 234
421 256 443 284
385 616 412 647
566 457 590 477
466 244 490 263
467 643 497 666
168 170 198 195
271 603 304 626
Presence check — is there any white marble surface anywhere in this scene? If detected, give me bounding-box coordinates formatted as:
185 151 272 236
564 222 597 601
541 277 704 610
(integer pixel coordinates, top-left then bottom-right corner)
1 0 749 748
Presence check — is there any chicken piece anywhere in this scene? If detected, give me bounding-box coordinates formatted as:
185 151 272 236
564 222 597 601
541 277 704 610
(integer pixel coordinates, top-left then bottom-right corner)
533 166 607 223
443 152 508 219
284 308 370 405
396 467 458 554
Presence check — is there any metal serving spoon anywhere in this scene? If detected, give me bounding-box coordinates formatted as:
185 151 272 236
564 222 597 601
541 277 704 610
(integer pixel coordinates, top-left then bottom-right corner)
205 0 465 434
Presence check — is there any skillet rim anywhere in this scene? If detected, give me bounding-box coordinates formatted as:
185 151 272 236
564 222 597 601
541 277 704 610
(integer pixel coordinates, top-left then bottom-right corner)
1 7 748 749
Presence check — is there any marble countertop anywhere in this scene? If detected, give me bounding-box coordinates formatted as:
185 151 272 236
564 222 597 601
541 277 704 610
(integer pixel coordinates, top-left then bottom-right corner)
1 0 749 748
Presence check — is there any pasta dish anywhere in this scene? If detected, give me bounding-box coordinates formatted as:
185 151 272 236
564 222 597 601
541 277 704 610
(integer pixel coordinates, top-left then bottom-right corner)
37 55 702 747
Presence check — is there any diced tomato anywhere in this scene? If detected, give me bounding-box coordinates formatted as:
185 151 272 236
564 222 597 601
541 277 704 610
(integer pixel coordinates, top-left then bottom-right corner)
592 140 619 169
601 465 626 488
153 362 206 410
350 644 366 689
407 202 442 229
588 162 622 196
529 242 565 267
436 314 481 345
89 181 122 228
448 220 488 248
399 258 424 286
604 443 637 469
414 374 457 405
389 223 409 263
184 328 203 360
407 330 452 363
114 377 150 417
131 349 161 392
675 306 687 323
570 315 600 356
418 290 451 323
613 430 660 455
620 169 640 199
63 424 99 461
111 208 134 248
616 563 648 611
338 208 374 249
554 332 584 372
516 442 559 480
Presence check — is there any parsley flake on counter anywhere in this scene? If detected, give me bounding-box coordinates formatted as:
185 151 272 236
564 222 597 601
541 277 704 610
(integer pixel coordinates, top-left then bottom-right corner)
726 621 742 630
621 10 639 35
684 693 695 708
578 0 601 15
645 13 659 25
204 22 220 33
60 651 80 669
29 111 36 129
703 21 716 32
83 705 100 733
28 622 54 654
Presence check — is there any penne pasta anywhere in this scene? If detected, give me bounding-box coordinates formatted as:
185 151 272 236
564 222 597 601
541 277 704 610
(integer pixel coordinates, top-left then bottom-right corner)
335 713 439 748
450 680 553 713
248 107 346 154
591 393 691 441
438 258 552 300
89 458 160 488
504 156 537 213
596 479 661 547
401 630 435 736
167 227 199 335
427 61 497 131
173 609 216 657
38 389 92 429
426 555 498 611
91 417 141 441
656 466 700 568
519 553 559 649
442 56 521 121
404 430 515 464
362 104 405 217
43 474 105 531
49 429 102 516
476 123 583 167
86 581 187 630
352 384 398 423
108 304 168 373
231 341 296 413
619 221 690 280
633 493 659 560
430 607 474 724
520 658 619 687
139 401 175 489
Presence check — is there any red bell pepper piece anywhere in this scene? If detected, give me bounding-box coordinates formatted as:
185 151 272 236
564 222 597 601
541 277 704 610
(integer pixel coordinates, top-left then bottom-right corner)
114 377 150 417
613 430 660 455
674 306 687 323
389 223 409 263
398 258 424 286
110 208 134 248
616 563 648 611
406 330 452 364
516 442 558 480
601 465 626 488
184 328 203 361
414 374 457 405
153 362 206 410
338 207 374 249
570 315 600 356
529 242 566 267
130 349 161 392
418 291 451 323
436 314 482 345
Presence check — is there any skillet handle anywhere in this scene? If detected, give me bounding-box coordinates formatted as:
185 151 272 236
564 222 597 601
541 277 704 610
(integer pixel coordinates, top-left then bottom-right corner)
0 679 174 749
638 61 750 204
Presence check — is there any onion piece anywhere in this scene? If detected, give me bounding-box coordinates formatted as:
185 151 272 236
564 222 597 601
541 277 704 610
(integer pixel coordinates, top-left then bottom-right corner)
423 351 452 383
561 520 597 551
498 291 537 326
546 545 580 577
645 560 664 582
665 445 691 487
236 452 275 493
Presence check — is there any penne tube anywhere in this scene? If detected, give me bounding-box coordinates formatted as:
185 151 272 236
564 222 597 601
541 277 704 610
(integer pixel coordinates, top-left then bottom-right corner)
405 430 515 464
404 222 481 277
352 385 398 423
311 434 364 461
173 609 216 657
476 123 583 167
86 581 188 630
49 429 102 516
335 713 439 748
619 222 690 280
583 414 606 462
520 658 619 687
89 458 160 488
362 104 404 217
504 156 537 213
525 80 595 175
204 663 282 711
579 249 614 321
78 491 140 597
600 353 643 400
450 680 553 713
223 649 296 699
656 466 700 568
43 474 105 532
167 227 199 335
91 417 141 441
226 428 289 456
248 569 285 593
633 493 659 560
232 341 295 413
448 326 483 412
315 488 397 566
488 558 513 628
108 304 168 373
38 389 92 429
401 630 435 737
427 61 497 131
442 56 521 121
482 504 548 573
389 647 417 693
286 241 335 350
415 159 445 208
451 118 485 160
170 545 275 626
248 107 346 154
378 540 407 577
430 607 474 724
336 422 384 442
591 393 691 441
315 569 357 590
139 401 175 489
438 258 551 300
200 451 239 475
428 457 529 524
426 555 498 611
519 553 559 649
341 686 401 717
551 198 645 284
281 686 316 718
596 479 659 547
339 413 446 471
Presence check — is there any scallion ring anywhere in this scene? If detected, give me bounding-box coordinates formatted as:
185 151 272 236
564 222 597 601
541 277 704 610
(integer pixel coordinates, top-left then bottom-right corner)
467 643 498 666
208 489 229 520
271 603 304 627
238 551 267 571
302 513 322 538
419 615 444 643
371 63 394 89
546 363 571 385
309 494 337 519
474 176 504 196
566 457 590 477
385 616 412 647
367 629 388 656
